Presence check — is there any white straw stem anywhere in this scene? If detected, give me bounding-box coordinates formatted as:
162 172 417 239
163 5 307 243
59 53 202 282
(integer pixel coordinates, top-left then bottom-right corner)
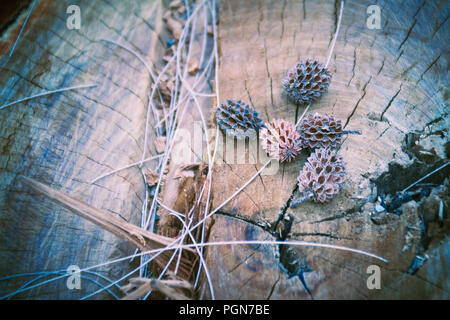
325 0 344 68
402 162 450 193
0 84 97 111
90 154 163 184
0 236 388 299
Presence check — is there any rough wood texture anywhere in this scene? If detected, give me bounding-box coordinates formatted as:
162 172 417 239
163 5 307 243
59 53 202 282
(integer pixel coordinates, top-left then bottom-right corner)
0 0 167 299
0 0 448 300
19 175 195 280
204 0 449 299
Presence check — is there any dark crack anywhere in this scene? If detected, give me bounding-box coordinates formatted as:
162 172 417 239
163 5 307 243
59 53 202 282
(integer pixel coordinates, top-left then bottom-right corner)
380 84 402 121
398 18 417 51
344 76 372 128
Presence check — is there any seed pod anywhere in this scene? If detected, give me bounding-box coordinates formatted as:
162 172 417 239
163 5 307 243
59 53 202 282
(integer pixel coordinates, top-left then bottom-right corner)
298 113 362 149
298 113 343 149
282 59 331 105
260 119 302 163
216 99 264 139
293 148 346 205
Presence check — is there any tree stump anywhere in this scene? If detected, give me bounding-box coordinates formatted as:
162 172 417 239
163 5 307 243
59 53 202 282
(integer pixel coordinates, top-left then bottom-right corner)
0 0 448 300
0 0 167 299
203 0 449 299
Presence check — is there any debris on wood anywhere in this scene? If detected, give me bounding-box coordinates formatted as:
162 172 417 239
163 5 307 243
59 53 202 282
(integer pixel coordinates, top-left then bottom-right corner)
207 25 213 36
158 164 210 238
155 136 167 154
121 277 193 300
145 169 160 187
163 12 183 40
188 59 199 75
169 0 182 10
153 76 175 102
174 164 204 179
407 254 429 275
178 5 187 16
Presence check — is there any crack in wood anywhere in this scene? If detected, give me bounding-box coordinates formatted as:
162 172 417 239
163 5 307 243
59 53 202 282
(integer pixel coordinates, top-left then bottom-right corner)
280 0 287 42
417 53 441 84
344 76 372 128
431 14 449 39
380 84 402 121
266 273 280 300
398 18 417 51
347 47 357 86
292 232 353 241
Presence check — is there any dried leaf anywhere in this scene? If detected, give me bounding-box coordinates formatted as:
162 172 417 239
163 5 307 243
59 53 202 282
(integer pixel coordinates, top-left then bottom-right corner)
188 60 199 75
169 0 182 10
155 136 166 154
164 13 183 39
174 164 201 179
145 169 159 187
121 277 192 300
207 25 213 36
178 5 187 15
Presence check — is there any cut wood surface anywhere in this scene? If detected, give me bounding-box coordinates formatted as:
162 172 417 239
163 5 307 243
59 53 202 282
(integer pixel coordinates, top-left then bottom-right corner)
0 0 448 300
204 0 449 299
0 0 167 299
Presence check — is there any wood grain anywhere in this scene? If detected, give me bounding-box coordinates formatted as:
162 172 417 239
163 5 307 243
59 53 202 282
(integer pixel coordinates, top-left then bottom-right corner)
0 0 166 299
0 0 448 300
204 0 449 299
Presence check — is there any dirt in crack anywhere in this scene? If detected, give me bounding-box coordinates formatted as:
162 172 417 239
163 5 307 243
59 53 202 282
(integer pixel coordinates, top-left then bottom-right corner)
371 130 449 275
373 131 450 214
272 184 314 298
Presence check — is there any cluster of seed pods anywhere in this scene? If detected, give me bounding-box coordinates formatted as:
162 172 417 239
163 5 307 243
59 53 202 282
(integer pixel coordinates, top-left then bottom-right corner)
215 59 360 206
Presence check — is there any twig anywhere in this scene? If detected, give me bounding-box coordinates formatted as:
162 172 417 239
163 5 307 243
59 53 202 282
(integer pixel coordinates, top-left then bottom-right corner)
290 193 313 208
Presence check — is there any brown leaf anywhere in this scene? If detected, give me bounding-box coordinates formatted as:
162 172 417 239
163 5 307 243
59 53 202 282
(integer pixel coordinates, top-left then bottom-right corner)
174 164 201 179
155 136 166 154
145 169 159 187
169 0 182 10
121 277 192 300
188 60 199 75
163 12 183 39
178 5 187 15
207 25 213 36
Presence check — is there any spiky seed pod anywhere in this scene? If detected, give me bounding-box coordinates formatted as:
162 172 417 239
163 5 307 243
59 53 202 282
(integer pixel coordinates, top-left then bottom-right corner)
282 59 331 105
216 99 264 139
298 113 343 149
260 119 302 163
296 148 346 204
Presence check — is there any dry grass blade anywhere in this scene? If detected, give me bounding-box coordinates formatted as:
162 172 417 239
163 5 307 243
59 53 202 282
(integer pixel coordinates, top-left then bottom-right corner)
18 176 195 274
0 84 97 111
